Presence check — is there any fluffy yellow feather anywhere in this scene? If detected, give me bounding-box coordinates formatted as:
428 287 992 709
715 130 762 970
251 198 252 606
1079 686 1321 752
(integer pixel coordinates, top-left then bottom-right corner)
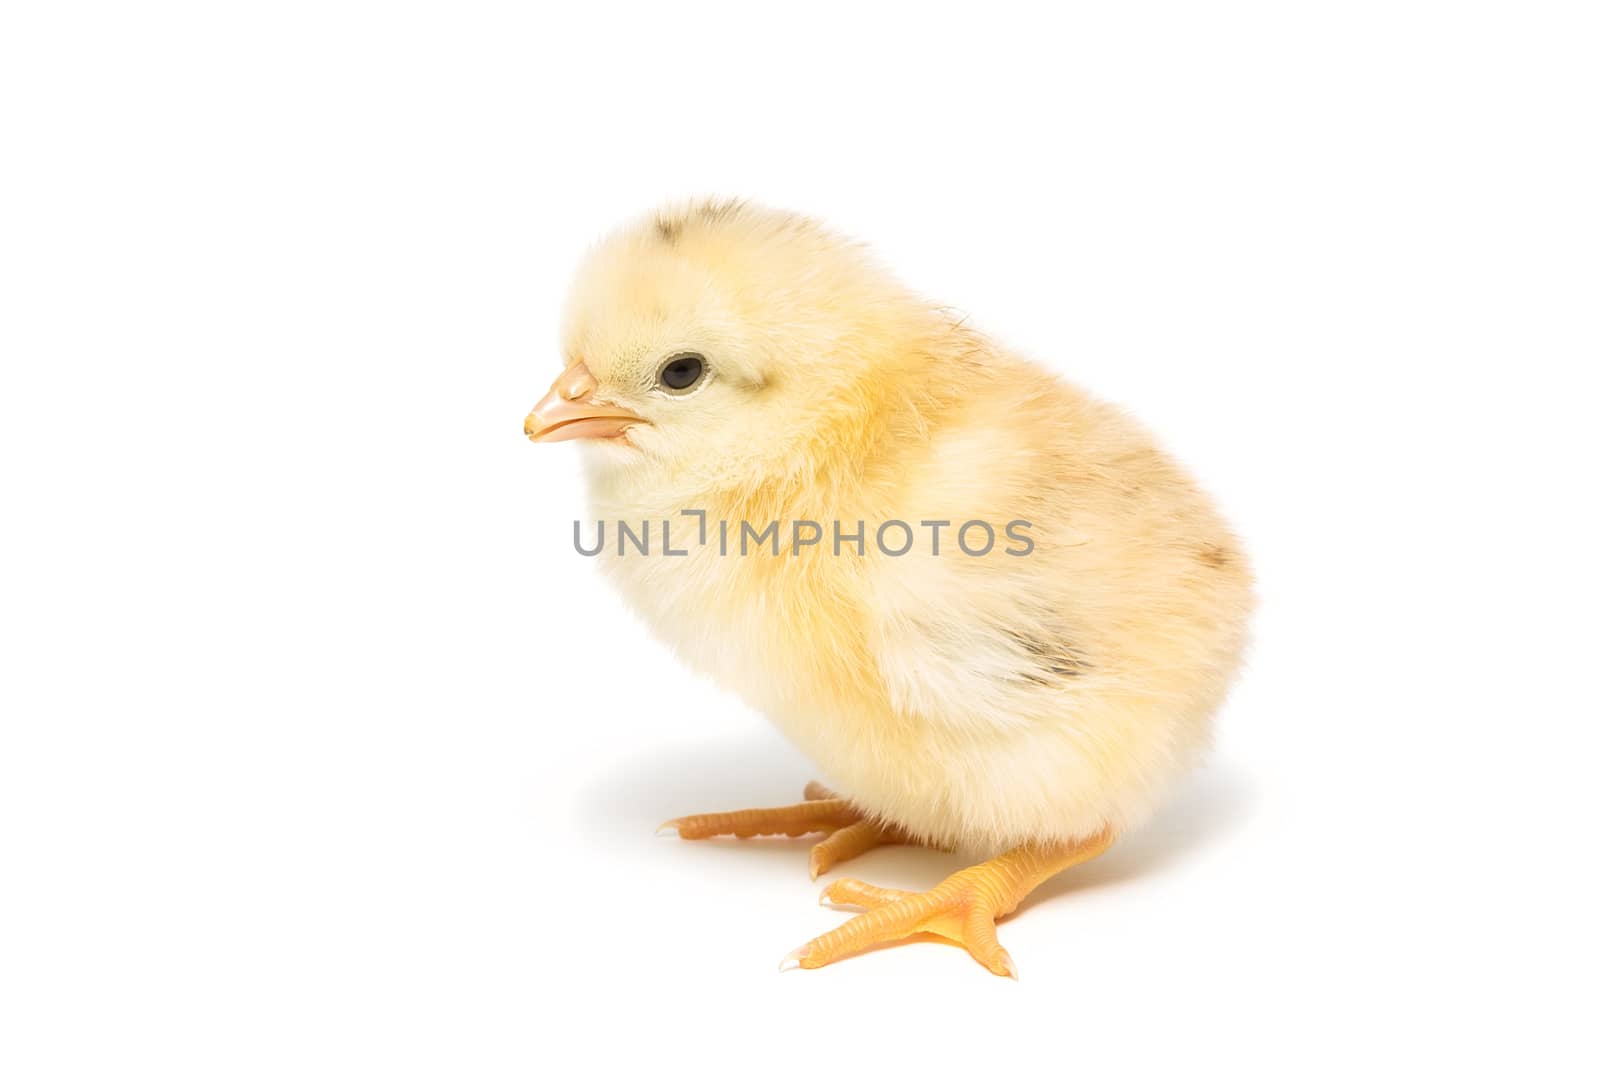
528 200 1254 973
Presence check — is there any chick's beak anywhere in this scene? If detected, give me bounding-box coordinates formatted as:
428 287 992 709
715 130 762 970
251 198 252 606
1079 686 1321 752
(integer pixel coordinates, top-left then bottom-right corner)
524 362 646 443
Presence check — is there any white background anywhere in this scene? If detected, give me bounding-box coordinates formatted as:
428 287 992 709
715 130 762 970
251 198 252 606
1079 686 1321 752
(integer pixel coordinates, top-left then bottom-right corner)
3 2 1597 1063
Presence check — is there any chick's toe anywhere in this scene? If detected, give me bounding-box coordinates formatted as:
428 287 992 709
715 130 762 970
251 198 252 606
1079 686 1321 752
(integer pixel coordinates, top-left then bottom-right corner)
789 829 1115 978
662 782 914 879
658 798 855 840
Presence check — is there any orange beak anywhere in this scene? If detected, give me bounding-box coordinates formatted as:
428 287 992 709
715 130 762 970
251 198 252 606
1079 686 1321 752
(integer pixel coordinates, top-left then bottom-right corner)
524 362 646 443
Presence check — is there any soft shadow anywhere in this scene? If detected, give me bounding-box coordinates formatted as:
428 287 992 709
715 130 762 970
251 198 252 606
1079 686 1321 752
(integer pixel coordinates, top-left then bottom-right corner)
572 730 856 875
574 730 821 836
573 731 969 887
576 731 1256 896
1023 760 1257 909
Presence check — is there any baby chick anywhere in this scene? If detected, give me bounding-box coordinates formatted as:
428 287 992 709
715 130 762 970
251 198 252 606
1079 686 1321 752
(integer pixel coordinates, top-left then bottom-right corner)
525 201 1253 976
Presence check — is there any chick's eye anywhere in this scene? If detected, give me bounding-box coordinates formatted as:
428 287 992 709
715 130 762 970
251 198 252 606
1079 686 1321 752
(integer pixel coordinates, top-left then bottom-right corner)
659 354 705 393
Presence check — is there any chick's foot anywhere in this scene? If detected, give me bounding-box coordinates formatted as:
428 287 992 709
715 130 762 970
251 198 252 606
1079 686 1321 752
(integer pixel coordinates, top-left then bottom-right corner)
660 782 911 879
787 830 1116 978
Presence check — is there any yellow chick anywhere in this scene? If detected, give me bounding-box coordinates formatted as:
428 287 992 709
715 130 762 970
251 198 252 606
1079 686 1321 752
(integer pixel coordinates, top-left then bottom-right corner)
525 200 1254 976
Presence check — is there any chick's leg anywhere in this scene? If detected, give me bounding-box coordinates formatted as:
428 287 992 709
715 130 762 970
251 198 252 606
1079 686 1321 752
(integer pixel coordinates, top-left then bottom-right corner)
788 829 1116 978
660 782 910 878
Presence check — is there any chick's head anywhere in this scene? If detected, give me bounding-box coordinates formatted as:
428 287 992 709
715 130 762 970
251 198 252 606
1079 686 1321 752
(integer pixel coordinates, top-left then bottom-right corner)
525 201 929 493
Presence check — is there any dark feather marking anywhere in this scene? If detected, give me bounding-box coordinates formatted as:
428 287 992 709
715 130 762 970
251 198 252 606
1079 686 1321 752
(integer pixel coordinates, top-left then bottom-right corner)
697 198 745 223
655 199 746 246
1004 628 1088 683
1197 543 1232 569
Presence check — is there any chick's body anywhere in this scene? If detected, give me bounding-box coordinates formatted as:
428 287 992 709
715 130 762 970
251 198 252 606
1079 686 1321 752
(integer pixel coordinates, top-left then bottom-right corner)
562 204 1254 857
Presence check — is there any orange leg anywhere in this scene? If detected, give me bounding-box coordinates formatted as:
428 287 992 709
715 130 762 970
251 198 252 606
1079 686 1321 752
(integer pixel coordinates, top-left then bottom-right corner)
785 829 1116 978
659 782 911 879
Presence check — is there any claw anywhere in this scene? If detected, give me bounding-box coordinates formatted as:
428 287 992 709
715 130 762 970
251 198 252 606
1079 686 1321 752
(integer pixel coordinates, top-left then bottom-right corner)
817 886 867 912
778 946 810 972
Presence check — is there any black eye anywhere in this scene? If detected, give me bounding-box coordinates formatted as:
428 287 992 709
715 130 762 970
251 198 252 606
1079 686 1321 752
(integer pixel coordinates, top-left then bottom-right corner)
659 354 705 393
